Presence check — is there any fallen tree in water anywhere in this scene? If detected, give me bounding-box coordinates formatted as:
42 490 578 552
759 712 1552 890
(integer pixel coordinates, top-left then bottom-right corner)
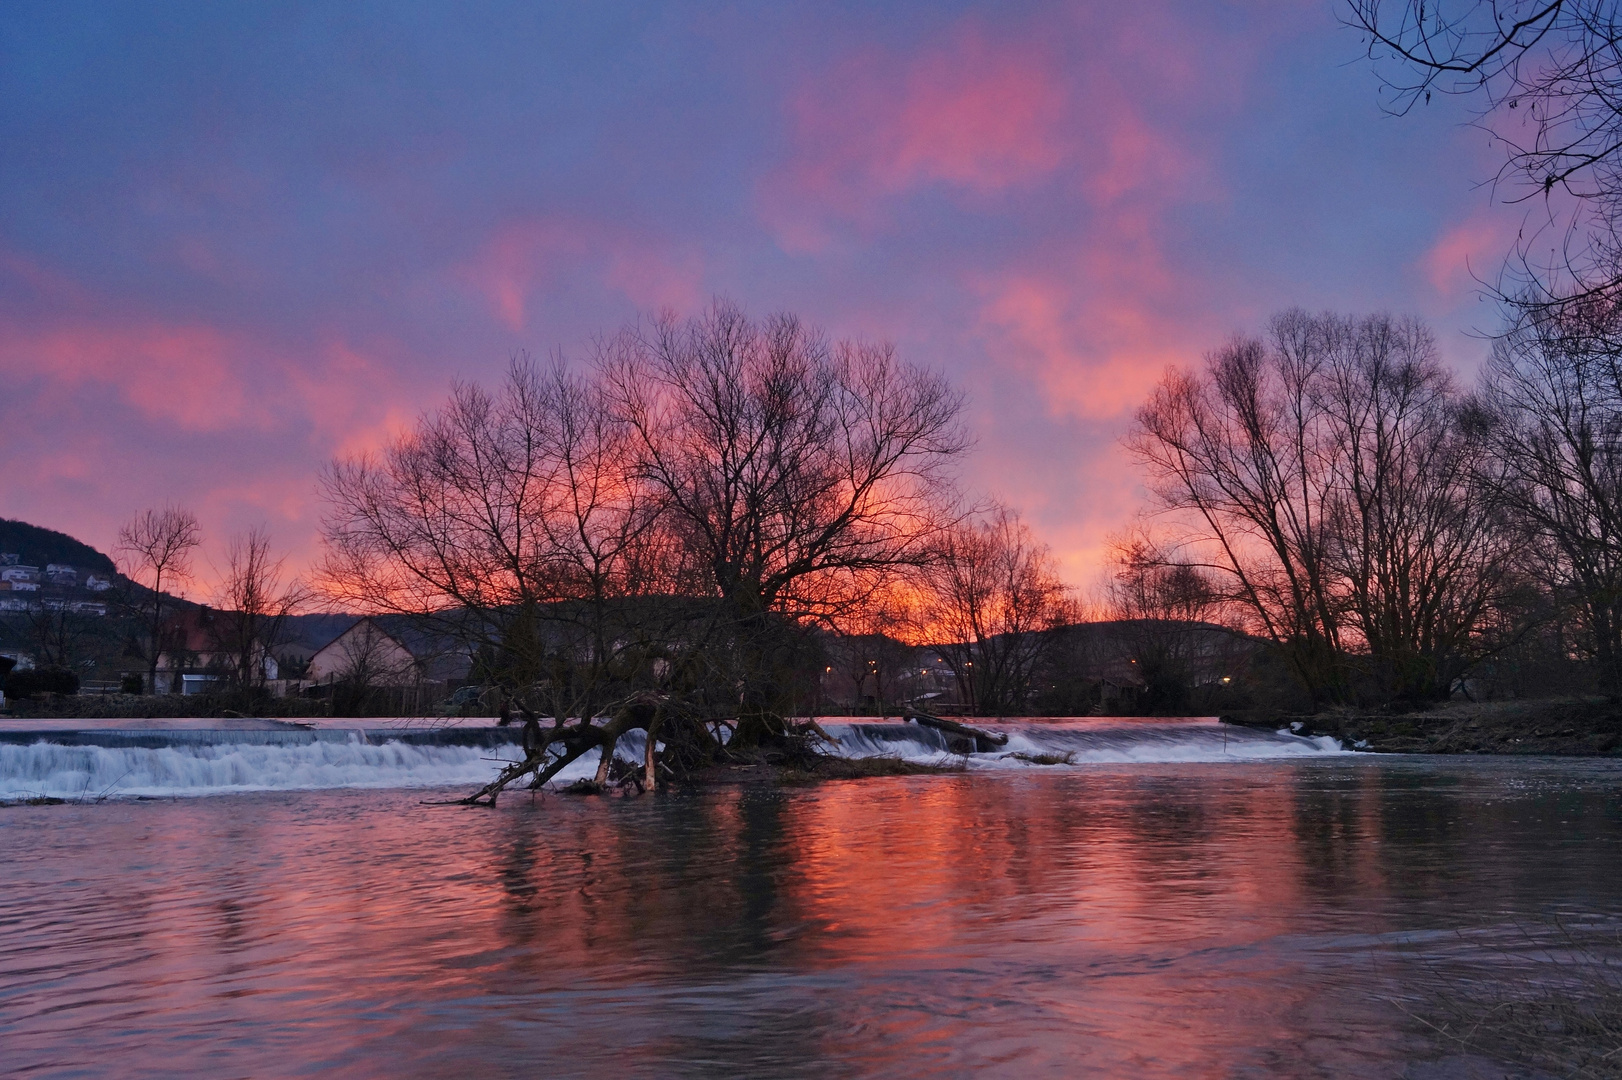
460 695 963 806
906 712 1008 754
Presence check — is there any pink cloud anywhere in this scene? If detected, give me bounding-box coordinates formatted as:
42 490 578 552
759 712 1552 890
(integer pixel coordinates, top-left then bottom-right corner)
760 12 1218 251
975 273 1192 421
0 322 257 431
460 218 704 330
1423 214 1517 297
760 25 1072 248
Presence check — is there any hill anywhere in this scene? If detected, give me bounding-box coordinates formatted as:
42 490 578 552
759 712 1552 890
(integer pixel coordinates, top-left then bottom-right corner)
0 518 116 575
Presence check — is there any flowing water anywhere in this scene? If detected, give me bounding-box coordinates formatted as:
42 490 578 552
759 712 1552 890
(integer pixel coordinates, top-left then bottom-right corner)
1 717 1619 1078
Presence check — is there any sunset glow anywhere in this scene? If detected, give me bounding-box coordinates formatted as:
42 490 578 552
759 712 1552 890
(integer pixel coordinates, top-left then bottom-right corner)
0 3 1513 584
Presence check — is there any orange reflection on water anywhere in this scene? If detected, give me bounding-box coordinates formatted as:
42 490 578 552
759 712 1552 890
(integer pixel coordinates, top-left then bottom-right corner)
4 762 1612 1078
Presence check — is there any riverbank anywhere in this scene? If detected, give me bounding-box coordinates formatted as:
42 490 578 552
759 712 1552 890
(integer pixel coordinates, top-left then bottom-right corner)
1226 697 1622 755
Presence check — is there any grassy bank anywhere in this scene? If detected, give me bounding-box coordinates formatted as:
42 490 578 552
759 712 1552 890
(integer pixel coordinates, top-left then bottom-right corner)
1227 697 1622 755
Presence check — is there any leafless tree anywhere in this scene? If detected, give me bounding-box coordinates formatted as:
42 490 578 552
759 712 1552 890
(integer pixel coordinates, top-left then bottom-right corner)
322 304 969 801
1129 320 1349 700
1130 311 1513 703
918 507 1074 715
1348 2 1618 197
826 586 920 714
1103 532 1242 712
116 505 201 694
598 301 969 741
25 592 103 673
1346 2 1622 307
1480 294 1622 691
1317 315 1518 698
210 527 310 694
322 357 669 728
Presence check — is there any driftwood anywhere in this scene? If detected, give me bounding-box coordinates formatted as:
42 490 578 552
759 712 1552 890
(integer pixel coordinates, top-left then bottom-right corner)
905 712 1008 754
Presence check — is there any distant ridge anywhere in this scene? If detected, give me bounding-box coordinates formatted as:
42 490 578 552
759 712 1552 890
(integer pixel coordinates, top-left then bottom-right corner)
0 518 116 575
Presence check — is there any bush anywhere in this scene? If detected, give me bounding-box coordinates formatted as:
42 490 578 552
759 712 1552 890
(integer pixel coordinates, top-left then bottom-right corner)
119 674 144 695
3 667 80 699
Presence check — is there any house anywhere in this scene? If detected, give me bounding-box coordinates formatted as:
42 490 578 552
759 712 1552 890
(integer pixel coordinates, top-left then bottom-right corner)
148 607 280 694
1 565 40 585
45 564 77 586
306 616 471 689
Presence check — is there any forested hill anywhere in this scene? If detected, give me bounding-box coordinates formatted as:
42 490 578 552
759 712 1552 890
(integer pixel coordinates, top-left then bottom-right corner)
0 519 117 575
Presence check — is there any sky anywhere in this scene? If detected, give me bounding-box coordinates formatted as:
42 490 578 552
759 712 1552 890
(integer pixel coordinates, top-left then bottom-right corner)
0 1 1527 591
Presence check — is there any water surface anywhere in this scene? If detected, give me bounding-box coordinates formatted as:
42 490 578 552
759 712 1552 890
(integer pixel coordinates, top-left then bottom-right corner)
2 733 1620 1077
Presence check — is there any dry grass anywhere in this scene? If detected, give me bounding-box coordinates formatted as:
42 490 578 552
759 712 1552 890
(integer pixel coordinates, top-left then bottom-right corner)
1397 921 1622 1078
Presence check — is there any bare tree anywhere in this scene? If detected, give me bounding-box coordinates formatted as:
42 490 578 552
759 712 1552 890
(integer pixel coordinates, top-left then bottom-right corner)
211 527 309 694
1104 532 1240 712
322 304 969 802
1318 315 1517 698
1348 2 1618 199
25 594 103 674
1346 2 1622 307
1129 311 1512 704
116 505 201 694
826 585 920 714
598 301 969 741
1129 319 1349 700
322 357 669 732
1481 295 1622 691
919 507 1074 715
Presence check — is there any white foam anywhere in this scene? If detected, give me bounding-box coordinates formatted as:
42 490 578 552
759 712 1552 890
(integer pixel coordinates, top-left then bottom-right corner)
0 735 515 800
822 721 1347 767
0 721 1346 800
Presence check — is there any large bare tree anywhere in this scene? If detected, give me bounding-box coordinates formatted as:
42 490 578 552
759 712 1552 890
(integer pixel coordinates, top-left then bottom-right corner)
1481 295 1622 691
1318 314 1515 698
1130 311 1514 703
116 505 201 694
322 358 669 728
598 301 969 741
322 303 968 801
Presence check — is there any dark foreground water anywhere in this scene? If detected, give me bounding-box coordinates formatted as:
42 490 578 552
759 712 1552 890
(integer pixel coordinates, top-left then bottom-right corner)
3 757 1621 1078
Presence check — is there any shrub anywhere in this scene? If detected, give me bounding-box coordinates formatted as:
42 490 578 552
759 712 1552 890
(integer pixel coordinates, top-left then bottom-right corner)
119 674 144 695
3 667 80 699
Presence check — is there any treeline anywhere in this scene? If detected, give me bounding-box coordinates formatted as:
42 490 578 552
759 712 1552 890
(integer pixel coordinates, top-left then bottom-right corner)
1126 305 1622 708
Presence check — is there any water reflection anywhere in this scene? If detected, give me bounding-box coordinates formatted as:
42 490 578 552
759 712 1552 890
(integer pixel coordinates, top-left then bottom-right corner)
2 759 1621 1077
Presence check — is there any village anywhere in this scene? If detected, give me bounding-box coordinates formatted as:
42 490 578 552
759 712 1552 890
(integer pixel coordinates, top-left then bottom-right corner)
0 526 1250 718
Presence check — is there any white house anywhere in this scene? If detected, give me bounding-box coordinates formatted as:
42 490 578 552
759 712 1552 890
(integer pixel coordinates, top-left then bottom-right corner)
306 617 471 689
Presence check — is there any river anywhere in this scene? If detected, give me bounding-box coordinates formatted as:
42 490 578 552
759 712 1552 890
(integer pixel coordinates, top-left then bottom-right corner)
1 719 1619 1077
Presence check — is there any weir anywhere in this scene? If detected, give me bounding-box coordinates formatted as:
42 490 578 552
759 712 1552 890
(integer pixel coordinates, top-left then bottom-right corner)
824 718 1346 764
0 717 1345 801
